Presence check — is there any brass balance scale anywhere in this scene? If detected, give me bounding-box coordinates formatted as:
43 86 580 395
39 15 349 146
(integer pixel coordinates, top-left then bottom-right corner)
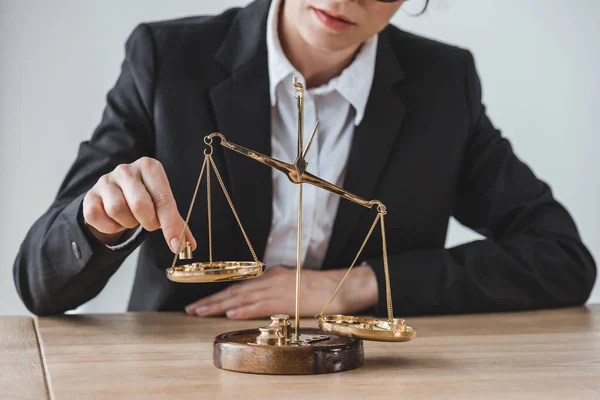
166 77 416 375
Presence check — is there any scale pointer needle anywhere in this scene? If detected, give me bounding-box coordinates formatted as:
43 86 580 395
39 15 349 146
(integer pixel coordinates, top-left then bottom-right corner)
302 121 319 160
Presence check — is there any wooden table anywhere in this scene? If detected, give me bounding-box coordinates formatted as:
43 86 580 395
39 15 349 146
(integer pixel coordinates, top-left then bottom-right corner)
0 317 50 399
30 306 600 399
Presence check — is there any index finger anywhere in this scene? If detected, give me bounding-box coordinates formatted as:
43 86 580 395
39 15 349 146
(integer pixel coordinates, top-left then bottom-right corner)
135 157 197 252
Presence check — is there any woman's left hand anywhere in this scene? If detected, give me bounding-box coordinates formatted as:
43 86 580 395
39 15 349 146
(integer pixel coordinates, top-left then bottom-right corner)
185 265 379 319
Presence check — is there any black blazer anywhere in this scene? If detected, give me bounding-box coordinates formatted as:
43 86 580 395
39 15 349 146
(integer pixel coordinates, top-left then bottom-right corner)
14 0 596 316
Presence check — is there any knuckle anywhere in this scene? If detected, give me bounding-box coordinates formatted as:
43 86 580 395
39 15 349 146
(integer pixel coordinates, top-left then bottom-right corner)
226 285 238 296
138 156 153 166
145 220 161 232
114 163 133 177
121 218 139 229
129 197 152 214
137 156 162 172
133 201 160 231
239 292 254 305
97 174 111 186
83 201 102 223
104 198 127 218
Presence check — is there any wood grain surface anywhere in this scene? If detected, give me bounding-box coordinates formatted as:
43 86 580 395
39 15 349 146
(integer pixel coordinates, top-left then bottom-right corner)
35 306 600 399
0 317 50 399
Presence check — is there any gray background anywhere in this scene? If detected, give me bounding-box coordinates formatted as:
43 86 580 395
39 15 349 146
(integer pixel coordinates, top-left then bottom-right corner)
1 0 598 315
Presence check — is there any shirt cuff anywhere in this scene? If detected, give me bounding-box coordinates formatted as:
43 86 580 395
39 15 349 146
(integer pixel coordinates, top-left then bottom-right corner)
105 225 144 251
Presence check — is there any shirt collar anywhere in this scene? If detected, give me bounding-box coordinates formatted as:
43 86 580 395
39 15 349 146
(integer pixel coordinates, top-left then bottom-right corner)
266 0 378 125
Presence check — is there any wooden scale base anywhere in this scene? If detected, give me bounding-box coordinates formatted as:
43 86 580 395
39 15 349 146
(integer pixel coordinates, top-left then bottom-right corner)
214 327 363 375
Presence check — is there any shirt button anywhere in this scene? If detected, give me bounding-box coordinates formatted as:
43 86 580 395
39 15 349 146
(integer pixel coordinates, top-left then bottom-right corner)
71 242 82 260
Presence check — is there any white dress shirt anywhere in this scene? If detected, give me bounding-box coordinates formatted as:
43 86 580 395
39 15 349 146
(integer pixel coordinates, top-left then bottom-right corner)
109 0 378 267
262 0 377 270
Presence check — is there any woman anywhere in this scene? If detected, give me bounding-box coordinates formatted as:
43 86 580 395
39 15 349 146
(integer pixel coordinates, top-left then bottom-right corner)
14 0 596 317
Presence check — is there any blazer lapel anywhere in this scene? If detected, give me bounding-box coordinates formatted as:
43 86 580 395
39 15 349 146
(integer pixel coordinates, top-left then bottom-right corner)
208 3 407 267
208 0 272 260
323 28 407 269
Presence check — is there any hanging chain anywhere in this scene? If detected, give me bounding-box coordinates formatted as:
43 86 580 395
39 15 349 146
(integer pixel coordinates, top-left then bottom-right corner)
206 156 213 264
317 204 397 334
168 137 260 272
207 155 260 263
168 156 208 272
317 212 381 318
380 211 396 333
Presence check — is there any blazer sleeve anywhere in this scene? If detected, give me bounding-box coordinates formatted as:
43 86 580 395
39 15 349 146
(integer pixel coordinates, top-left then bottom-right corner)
13 24 156 315
367 51 596 316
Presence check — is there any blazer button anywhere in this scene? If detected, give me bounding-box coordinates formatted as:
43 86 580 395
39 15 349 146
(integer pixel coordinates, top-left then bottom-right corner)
71 242 82 260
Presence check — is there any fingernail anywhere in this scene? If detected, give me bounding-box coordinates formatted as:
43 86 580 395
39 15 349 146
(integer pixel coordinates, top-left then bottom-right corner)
195 306 209 316
170 238 179 253
185 307 194 315
226 309 237 319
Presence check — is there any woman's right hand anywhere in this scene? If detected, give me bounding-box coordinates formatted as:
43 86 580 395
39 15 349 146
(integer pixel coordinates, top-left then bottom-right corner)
82 157 197 252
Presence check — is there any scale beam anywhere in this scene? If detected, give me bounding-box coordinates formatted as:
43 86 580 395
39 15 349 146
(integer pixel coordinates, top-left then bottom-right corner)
205 132 383 211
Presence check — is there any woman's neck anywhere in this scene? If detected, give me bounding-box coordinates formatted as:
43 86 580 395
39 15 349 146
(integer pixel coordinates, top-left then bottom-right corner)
279 3 359 88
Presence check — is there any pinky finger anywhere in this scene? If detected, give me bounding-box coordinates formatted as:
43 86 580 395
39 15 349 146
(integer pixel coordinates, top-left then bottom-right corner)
226 300 273 320
83 192 123 234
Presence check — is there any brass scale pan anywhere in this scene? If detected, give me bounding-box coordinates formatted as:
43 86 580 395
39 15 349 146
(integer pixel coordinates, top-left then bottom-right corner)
167 261 265 283
317 315 416 342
